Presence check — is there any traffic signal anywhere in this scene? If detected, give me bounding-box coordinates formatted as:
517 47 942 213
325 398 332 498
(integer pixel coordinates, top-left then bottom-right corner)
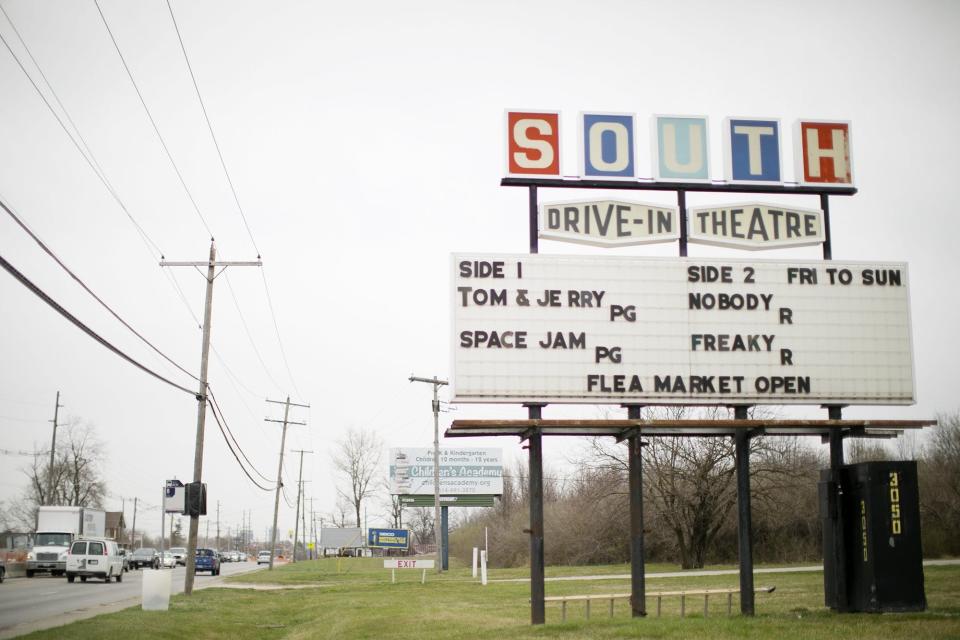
185 482 207 517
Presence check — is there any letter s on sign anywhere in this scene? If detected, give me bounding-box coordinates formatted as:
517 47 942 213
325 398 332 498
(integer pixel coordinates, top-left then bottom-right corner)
508 111 560 175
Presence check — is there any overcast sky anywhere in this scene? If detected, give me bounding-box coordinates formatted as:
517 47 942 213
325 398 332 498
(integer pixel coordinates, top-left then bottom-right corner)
1 0 958 543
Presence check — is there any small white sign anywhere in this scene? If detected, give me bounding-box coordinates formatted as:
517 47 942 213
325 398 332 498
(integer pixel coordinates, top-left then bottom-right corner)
539 199 679 247
384 559 435 569
687 202 824 250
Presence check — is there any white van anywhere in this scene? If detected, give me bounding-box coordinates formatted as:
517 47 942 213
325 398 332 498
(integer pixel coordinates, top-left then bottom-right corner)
65 537 124 583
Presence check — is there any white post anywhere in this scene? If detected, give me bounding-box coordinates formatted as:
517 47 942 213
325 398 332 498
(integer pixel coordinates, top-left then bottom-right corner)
480 550 488 586
421 569 426 584
472 547 478 579
392 569 396 584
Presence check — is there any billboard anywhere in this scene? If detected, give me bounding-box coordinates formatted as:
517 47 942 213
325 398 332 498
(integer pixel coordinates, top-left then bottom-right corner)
452 254 914 405
390 448 503 496
368 528 410 549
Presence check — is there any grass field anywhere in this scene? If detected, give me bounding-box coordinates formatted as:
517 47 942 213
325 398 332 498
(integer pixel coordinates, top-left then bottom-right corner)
23 559 960 639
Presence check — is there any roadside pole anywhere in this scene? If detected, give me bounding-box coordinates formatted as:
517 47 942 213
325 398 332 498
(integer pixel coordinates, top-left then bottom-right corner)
409 375 448 574
266 397 309 569
46 391 62 505
160 240 261 595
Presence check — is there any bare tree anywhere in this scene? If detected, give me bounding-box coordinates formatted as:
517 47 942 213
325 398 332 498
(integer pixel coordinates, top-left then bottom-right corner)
581 406 809 569
409 507 435 546
331 427 383 528
12 418 107 530
921 412 960 555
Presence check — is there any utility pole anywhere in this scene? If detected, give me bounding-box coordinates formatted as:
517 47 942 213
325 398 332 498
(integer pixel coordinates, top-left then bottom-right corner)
46 391 63 505
161 240 261 595
409 375 448 574
216 500 221 552
131 497 138 548
291 450 312 562
309 497 314 560
266 396 309 570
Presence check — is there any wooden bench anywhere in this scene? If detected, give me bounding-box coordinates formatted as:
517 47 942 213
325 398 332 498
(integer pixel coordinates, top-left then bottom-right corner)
542 586 776 621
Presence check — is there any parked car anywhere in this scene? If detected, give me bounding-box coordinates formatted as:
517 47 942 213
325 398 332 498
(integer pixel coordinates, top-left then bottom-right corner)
257 550 271 565
194 548 221 575
169 547 187 566
129 548 160 569
239 552 248 562
65 537 124 583
230 551 241 563
159 551 177 569
218 550 230 563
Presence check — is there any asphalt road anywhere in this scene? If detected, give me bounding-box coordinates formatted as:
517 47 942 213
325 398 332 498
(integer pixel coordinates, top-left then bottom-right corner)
0 561 264 639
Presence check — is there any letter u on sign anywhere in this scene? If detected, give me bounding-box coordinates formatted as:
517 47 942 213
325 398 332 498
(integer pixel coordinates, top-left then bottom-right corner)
653 115 710 182
580 112 636 179
506 110 561 176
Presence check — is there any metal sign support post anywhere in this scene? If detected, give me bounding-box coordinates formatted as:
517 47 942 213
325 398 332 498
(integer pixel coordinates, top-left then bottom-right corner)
624 404 647 617
820 192 849 610
441 506 449 570
524 402 546 625
733 405 755 615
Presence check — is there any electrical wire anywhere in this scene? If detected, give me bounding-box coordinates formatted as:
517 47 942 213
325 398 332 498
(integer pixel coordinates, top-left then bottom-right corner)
0 6 225 363
0 252 196 396
0 21 163 261
207 392 274 492
223 272 283 395
207 386 274 484
0 3 111 186
163 1 305 403
93 0 214 239
164 0 258 256
0 196 200 383
260 270 305 402
0 448 50 457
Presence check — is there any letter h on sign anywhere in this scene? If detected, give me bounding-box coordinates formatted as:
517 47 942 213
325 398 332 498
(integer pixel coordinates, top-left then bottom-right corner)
506 110 561 177
579 112 636 179
723 117 782 184
794 120 853 186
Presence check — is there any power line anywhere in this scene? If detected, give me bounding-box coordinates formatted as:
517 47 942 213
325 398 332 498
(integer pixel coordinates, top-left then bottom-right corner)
163 1 305 403
0 3 111 185
0 448 50 457
0 196 200 383
207 386 274 484
223 272 283 395
260 270 304 402
0 19 163 260
164 0 258 256
93 0 214 239
0 6 220 355
207 388 274 492
0 252 196 397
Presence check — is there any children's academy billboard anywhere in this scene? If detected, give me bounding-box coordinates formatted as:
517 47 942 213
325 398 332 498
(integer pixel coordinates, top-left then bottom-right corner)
390 448 503 496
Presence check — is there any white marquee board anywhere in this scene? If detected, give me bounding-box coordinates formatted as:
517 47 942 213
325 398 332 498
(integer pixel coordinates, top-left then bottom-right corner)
451 254 914 405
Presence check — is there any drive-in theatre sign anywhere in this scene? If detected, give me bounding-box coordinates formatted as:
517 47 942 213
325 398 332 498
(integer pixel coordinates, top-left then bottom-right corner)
452 255 914 405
